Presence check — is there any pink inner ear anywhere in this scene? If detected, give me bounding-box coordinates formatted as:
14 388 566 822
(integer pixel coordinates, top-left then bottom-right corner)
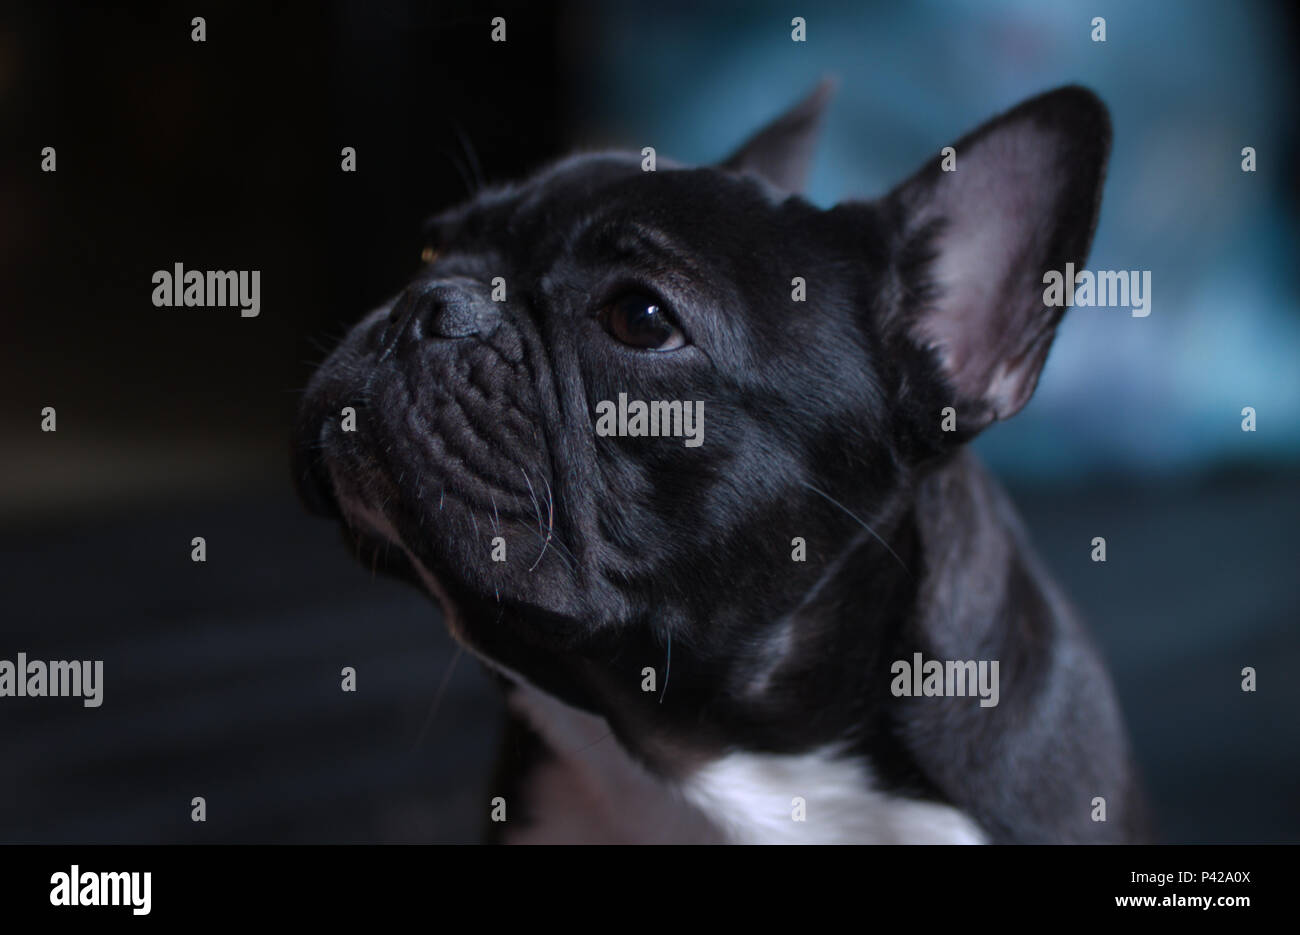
911 123 1068 419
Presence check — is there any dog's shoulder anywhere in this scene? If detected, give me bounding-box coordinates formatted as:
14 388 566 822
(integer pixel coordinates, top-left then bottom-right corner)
900 451 1148 842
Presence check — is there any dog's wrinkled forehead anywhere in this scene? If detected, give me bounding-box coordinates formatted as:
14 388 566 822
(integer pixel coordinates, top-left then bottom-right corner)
427 154 633 245
428 153 796 273
426 154 667 269
423 151 845 374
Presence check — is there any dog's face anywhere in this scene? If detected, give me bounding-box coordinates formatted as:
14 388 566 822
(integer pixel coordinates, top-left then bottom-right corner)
295 84 1109 757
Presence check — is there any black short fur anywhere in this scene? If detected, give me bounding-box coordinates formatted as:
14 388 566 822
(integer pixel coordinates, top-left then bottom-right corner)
295 83 1147 843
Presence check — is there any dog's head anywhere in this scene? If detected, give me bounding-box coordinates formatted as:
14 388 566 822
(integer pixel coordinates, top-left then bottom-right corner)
294 84 1109 753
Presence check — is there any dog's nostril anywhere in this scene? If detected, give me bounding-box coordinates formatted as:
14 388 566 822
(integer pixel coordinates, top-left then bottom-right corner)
425 293 482 339
387 280 499 344
471 303 501 337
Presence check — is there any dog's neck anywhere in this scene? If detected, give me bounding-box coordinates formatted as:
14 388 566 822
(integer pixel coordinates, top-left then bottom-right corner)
603 452 1045 766
560 474 921 771
464 450 1040 785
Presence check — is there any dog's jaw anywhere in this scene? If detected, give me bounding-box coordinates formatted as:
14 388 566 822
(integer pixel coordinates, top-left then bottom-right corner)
333 491 472 649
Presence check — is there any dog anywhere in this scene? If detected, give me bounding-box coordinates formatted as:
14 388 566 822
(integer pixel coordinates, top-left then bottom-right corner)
293 82 1146 843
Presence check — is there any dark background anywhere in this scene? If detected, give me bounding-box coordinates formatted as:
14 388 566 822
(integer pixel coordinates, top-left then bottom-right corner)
1 1 1297 843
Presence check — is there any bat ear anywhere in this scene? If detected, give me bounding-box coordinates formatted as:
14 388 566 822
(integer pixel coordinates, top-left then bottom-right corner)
884 85 1112 435
720 78 837 194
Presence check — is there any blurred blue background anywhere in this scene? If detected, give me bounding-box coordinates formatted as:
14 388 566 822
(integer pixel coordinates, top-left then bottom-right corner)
577 0 1300 481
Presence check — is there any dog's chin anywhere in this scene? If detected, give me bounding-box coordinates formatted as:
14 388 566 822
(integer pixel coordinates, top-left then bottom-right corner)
330 492 478 647
330 489 592 667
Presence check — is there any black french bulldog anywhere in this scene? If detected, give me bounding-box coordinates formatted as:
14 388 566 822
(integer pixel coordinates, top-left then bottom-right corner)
294 83 1146 843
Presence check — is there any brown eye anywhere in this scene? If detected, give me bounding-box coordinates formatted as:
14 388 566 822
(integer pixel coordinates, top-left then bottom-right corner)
597 292 686 351
421 246 439 264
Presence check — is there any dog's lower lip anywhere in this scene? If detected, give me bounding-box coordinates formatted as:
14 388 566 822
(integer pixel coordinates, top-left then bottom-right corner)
291 424 341 519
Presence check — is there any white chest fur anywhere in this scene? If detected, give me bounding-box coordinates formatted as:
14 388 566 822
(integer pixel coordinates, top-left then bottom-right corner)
681 747 987 844
504 681 987 845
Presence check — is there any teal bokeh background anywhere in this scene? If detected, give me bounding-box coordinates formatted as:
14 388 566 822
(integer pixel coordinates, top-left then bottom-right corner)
578 0 1300 480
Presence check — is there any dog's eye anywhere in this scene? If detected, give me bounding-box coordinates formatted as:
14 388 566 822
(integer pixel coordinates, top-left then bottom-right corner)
420 246 440 264
597 292 686 351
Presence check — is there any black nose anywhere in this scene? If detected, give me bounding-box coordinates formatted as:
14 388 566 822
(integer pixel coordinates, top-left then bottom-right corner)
382 279 500 353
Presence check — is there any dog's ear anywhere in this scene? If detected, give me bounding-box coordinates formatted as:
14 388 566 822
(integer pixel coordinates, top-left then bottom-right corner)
720 78 836 194
883 86 1110 439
